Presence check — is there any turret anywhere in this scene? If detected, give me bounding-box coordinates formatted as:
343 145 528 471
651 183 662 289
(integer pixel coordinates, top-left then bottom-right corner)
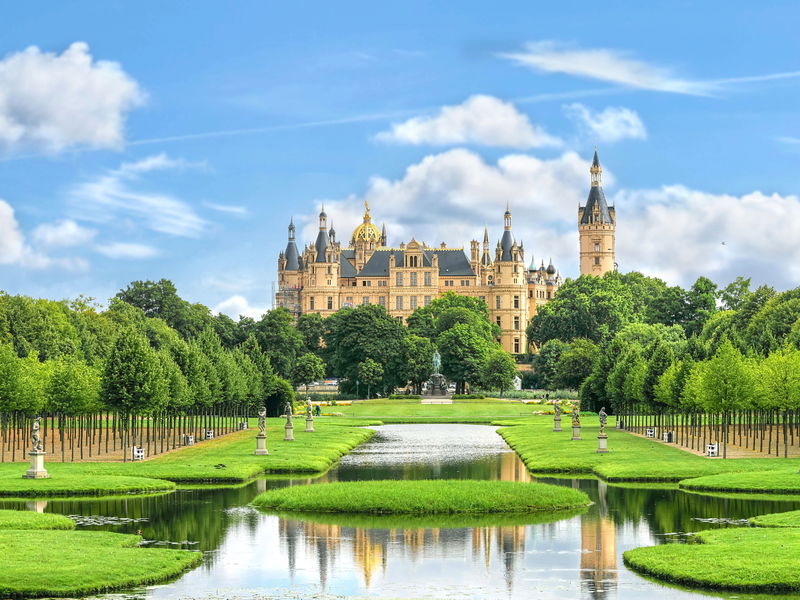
283 219 300 271
314 206 330 263
578 148 616 275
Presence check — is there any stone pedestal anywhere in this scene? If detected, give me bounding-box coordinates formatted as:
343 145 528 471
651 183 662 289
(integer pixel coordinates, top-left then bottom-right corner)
571 426 582 441
596 433 608 453
22 451 49 479
254 433 268 455
284 423 295 442
553 415 562 432
305 417 315 432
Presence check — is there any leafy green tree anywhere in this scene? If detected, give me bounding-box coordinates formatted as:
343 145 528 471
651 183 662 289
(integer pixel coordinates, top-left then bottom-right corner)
527 275 636 344
479 349 517 395
719 276 752 311
754 346 800 410
744 290 800 355
46 358 101 415
532 339 570 390
642 339 676 405
438 323 490 393
296 313 326 354
683 276 718 337
213 313 246 349
325 304 407 393
357 358 384 399
102 329 167 414
696 340 754 412
116 279 214 339
254 308 303 378
553 338 598 389
0 343 42 413
0 295 80 360
292 353 326 396
401 334 434 394
266 377 295 416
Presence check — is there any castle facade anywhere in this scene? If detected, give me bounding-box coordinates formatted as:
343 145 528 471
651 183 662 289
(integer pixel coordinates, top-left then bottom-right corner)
276 150 615 354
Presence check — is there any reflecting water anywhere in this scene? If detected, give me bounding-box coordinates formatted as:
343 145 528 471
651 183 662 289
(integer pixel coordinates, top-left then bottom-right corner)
3 424 800 600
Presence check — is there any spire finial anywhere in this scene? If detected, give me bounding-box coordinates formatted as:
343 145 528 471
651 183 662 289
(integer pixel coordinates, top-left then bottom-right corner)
591 148 602 186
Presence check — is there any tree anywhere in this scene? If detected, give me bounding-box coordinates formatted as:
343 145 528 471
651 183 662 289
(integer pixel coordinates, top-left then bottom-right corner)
253 308 303 379
553 338 598 390
402 334 434 394
720 276 752 311
754 346 800 410
683 276 718 337
292 353 326 397
479 349 517 395
296 313 326 355
357 358 383 399
642 339 676 405
697 340 754 412
438 323 490 393
46 358 101 415
532 339 570 390
527 275 636 345
101 329 167 414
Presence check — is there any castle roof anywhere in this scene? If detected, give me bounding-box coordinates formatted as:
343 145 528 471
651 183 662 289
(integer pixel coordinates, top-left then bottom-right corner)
580 186 614 225
357 248 475 278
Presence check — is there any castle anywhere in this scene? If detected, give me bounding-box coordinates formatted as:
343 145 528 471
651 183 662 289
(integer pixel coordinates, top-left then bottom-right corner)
276 150 615 354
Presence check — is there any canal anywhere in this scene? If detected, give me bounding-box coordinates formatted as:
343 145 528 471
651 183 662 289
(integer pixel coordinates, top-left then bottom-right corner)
4 424 800 600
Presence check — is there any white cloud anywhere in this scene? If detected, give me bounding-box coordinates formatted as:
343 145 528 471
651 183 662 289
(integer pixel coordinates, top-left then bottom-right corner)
499 41 714 95
564 104 646 143
69 154 208 237
31 219 96 248
213 295 268 321
117 153 204 175
95 242 159 259
616 186 800 288
0 41 144 154
374 95 562 148
205 202 249 216
0 199 88 271
297 149 800 289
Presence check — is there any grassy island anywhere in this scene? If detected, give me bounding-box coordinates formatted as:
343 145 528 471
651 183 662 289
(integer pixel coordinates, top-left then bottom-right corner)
252 479 591 514
0 468 176 497
0 509 202 598
623 527 800 592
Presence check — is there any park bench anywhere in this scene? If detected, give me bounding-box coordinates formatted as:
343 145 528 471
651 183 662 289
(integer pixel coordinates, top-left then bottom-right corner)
706 442 719 457
131 446 145 461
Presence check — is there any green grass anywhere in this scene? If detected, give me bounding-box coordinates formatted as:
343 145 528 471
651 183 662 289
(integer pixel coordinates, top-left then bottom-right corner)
750 509 800 527
0 466 176 497
333 398 539 419
0 509 75 530
498 416 800 482
0 529 202 598
253 479 591 515
623 528 800 592
679 468 800 494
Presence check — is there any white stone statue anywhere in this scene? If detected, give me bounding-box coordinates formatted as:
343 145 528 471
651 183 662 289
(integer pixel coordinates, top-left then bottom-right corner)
258 406 267 436
31 417 43 453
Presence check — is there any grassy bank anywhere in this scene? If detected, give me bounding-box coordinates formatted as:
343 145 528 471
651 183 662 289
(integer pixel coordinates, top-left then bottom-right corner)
0 467 176 497
0 529 202 598
623 527 800 592
253 479 591 514
0 419 376 494
498 416 800 482
750 509 800 527
0 509 75 530
333 398 540 419
679 468 800 494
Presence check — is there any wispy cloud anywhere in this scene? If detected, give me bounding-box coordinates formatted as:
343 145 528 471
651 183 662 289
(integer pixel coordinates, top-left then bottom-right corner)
69 153 208 237
95 242 160 259
564 104 646 143
499 41 800 96
204 202 249 216
31 219 97 248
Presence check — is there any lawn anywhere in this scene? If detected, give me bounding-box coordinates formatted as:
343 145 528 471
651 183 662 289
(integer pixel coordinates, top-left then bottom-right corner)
253 479 591 514
679 469 800 494
0 529 202 598
0 509 75 530
498 415 800 482
0 418 377 495
750 508 800 527
331 398 544 422
623 527 800 592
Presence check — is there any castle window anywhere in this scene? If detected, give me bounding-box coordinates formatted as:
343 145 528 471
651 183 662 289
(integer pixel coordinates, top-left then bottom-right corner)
594 257 600 265
396 273 404 287
378 280 387 287
594 242 601 252
379 296 386 307
410 296 418 309
327 280 331 285
496 316 502 328
396 296 404 310
495 296 501 310
410 272 418 287
547 291 552 299
327 296 333 310
513 295 519 308
352 281 357 286
327 266 332 274
424 295 431 306
528 290 532 298
310 297 315 310
513 316 520 330
514 338 520 353
362 296 369 306
480 296 486 303
424 272 432 286
346 296 353 304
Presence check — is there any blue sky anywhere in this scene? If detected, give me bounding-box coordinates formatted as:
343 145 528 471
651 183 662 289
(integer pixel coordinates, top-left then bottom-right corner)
1 1 799 318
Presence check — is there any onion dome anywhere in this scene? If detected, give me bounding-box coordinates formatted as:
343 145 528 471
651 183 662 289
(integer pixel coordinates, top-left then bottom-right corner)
351 200 382 244
546 258 556 275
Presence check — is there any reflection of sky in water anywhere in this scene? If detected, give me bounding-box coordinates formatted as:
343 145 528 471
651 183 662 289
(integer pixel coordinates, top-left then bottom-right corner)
9 424 800 600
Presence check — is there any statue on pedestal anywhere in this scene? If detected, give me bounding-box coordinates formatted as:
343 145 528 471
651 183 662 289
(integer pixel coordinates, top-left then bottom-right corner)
598 407 608 434
31 417 42 453
306 398 313 419
433 350 441 375
284 401 293 425
258 406 267 436
571 403 581 428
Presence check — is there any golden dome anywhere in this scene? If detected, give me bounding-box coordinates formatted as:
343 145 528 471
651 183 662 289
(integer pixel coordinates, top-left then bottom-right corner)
351 201 382 244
